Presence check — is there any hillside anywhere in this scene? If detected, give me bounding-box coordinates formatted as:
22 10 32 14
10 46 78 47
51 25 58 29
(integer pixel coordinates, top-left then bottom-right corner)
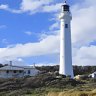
37 65 96 75
0 72 95 96
0 65 95 96
0 73 83 95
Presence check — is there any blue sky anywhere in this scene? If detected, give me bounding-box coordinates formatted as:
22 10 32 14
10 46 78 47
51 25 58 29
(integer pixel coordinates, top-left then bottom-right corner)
0 0 96 66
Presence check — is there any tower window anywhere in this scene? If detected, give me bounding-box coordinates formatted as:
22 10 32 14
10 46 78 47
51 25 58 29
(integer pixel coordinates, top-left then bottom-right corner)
65 24 68 28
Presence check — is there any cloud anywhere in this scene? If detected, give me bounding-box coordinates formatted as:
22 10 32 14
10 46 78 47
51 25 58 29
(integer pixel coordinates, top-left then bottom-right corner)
34 63 58 66
2 39 9 45
0 0 61 14
42 3 61 13
73 45 96 66
71 2 96 47
49 22 60 30
0 32 59 60
0 57 27 66
20 0 53 13
0 4 20 13
25 31 32 36
19 0 61 14
0 4 9 10
71 0 96 66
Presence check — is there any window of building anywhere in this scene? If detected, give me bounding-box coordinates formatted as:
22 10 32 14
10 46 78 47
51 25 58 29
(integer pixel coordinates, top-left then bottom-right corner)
14 70 17 73
28 70 30 74
95 74 96 78
6 70 9 73
19 70 22 73
65 24 68 28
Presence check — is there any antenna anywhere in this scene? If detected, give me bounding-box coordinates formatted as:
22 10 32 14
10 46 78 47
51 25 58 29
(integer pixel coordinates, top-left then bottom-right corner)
64 0 67 3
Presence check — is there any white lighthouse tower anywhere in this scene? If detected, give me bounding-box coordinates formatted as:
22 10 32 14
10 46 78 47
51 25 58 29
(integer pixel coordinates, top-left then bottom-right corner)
59 1 74 78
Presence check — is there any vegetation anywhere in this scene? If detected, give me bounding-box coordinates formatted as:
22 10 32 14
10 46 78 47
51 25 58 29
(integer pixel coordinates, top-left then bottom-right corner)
0 64 96 75
0 65 95 96
37 65 96 75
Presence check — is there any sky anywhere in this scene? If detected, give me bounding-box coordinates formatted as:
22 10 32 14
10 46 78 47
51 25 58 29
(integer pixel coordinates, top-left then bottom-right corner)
0 0 96 66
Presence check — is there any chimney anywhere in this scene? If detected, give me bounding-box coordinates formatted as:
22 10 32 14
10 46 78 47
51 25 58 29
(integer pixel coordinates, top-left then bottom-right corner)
10 61 12 66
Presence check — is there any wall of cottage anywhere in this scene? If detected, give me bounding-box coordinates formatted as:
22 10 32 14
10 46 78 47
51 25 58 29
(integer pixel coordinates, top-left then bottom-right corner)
0 68 39 78
0 70 24 78
24 68 39 76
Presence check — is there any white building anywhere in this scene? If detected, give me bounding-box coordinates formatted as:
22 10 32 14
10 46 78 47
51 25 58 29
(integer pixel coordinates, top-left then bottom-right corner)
59 1 74 78
90 72 96 78
0 65 39 78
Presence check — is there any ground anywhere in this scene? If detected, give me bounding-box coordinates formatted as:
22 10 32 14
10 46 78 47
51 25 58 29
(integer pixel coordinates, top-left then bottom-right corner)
0 72 95 96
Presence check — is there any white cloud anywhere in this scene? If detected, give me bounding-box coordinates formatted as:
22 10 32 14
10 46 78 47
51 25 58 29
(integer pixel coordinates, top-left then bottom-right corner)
25 31 32 36
73 45 96 66
42 3 61 13
71 0 96 66
35 63 58 66
2 39 9 45
20 0 52 12
19 0 61 14
71 3 96 47
17 58 24 62
0 4 21 13
0 57 27 66
0 4 9 10
0 33 59 60
0 0 61 14
49 22 60 30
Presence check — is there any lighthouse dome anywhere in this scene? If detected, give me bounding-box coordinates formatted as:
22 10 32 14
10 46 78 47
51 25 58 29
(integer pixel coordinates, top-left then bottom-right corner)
62 1 69 12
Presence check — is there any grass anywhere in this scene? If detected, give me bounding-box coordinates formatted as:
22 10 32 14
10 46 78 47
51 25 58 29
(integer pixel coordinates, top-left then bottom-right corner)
0 73 95 96
47 89 96 96
0 85 95 96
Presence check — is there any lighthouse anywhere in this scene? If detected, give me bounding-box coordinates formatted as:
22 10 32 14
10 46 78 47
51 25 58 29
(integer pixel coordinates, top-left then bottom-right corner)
59 1 74 78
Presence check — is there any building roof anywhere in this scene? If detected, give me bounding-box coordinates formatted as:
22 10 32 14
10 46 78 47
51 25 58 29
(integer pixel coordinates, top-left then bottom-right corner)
0 66 24 71
92 72 96 74
23 66 35 69
0 65 37 71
